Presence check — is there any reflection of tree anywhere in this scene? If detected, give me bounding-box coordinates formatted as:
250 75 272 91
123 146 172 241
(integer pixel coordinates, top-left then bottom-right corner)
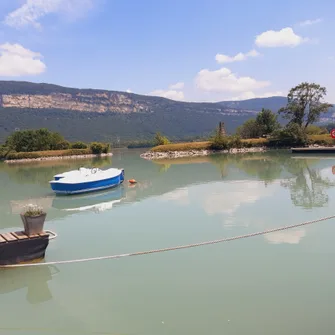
235 157 282 185
281 159 335 208
158 163 171 173
208 154 229 178
209 152 283 183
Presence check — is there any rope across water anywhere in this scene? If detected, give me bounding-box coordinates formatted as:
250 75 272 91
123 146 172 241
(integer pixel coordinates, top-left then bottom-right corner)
1 214 334 268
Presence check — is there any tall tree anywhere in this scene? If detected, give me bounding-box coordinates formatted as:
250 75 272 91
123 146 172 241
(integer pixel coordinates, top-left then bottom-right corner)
256 108 280 135
236 119 262 139
279 82 333 129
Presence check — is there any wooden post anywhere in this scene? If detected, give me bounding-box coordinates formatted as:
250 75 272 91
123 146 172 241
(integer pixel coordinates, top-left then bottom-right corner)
219 122 226 137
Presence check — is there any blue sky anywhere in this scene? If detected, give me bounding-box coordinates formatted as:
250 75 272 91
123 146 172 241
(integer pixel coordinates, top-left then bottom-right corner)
0 0 334 102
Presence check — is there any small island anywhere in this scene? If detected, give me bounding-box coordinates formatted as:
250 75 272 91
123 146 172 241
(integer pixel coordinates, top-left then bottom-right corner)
141 82 335 160
0 128 112 163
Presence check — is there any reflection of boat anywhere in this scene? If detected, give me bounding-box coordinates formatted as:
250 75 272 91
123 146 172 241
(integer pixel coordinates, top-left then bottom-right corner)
52 186 125 211
49 167 125 195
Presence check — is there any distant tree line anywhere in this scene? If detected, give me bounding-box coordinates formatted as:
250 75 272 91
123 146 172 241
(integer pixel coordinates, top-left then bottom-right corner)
0 128 110 157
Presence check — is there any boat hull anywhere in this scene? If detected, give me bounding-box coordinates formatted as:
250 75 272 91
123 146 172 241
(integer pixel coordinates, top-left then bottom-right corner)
50 169 124 195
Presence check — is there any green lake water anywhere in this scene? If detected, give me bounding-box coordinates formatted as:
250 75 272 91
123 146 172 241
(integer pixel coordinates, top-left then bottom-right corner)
0 149 335 334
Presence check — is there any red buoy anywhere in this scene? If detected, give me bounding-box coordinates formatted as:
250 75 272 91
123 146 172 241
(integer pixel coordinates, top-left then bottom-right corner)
128 179 137 184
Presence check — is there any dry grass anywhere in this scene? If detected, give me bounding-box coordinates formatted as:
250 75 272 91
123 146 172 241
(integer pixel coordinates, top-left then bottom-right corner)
242 138 268 145
149 134 335 153
150 138 268 152
5 148 92 160
307 134 335 145
150 141 212 152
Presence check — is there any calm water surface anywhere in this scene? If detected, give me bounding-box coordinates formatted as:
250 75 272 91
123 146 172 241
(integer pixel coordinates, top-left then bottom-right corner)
0 149 335 334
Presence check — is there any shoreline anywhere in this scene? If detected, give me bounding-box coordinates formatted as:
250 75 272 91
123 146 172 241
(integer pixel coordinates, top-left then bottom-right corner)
4 152 113 164
140 147 266 160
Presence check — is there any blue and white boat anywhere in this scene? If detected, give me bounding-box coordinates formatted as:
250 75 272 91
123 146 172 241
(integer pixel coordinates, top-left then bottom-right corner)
49 167 125 195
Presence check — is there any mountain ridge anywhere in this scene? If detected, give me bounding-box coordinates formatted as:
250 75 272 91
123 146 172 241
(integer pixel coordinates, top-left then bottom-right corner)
0 81 333 144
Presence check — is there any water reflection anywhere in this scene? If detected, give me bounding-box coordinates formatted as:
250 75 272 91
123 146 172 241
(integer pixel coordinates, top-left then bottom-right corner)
152 152 335 209
0 265 59 304
2 156 112 185
2 151 335 230
280 158 335 208
264 229 306 245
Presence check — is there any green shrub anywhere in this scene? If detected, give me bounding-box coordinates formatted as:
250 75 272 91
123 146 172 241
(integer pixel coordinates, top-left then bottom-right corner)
269 123 308 147
305 125 328 135
210 132 244 151
55 140 70 150
90 142 104 154
71 141 88 149
6 128 67 152
0 146 10 159
154 132 170 146
102 143 110 154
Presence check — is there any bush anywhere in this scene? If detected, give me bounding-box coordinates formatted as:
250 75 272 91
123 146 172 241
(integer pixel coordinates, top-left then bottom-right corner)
154 132 170 146
6 128 67 152
269 123 308 147
90 142 104 154
0 146 10 159
102 143 110 154
55 140 70 150
210 132 243 151
305 125 328 135
71 141 88 149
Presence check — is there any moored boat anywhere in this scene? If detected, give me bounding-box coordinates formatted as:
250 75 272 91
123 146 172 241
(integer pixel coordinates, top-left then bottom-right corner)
49 167 124 195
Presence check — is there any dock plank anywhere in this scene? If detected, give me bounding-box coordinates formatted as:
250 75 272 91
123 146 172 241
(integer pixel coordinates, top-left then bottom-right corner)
1 233 18 242
38 231 49 237
0 235 6 243
12 231 29 240
27 233 40 238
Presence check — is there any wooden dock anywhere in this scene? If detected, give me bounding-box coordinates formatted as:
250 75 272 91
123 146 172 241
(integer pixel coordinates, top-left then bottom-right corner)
0 231 50 265
291 147 335 154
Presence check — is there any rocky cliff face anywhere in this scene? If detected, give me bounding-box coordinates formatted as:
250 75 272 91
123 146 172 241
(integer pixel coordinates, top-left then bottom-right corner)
1 92 150 113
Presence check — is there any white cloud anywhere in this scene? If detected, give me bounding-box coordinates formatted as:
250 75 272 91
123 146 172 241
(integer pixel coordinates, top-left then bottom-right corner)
4 0 93 29
255 27 309 48
149 82 185 101
0 43 46 76
159 188 189 206
126 89 132 93
230 90 285 101
195 67 270 93
298 18 322 27
149 89 184 101
169 82 184 90
202 181 272 216
215 49 260 64
264 229 306 244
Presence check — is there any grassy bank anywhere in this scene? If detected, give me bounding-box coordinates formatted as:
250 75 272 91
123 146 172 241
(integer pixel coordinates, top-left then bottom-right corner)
1 148 113 162
150 138 267 152
149 135 335 153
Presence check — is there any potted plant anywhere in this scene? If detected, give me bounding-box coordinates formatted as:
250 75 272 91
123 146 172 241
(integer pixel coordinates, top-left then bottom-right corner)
20 204 47 236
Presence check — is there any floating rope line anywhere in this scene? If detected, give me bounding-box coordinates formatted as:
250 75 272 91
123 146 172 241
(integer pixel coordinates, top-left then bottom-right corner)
1 214 334 268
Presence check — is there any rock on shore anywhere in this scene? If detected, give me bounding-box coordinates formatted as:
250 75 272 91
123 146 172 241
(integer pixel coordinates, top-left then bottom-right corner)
140 147 265 160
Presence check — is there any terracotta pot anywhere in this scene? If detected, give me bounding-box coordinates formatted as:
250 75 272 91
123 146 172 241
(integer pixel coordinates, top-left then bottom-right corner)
20 213 47 236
